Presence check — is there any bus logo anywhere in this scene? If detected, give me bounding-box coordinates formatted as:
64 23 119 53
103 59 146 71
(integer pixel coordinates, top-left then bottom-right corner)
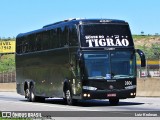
2 112 11 118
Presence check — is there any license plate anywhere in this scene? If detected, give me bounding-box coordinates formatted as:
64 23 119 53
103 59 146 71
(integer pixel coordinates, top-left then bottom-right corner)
107 93 116 97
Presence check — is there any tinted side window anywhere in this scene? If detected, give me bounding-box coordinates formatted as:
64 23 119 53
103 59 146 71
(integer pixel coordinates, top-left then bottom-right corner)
50 28 59 49
58 26 69 47
57 28 62 47
42 31 50 50
16 37 22 54
69 25 78 46
61 26 69 47
35 33 42 51
29 35 35 52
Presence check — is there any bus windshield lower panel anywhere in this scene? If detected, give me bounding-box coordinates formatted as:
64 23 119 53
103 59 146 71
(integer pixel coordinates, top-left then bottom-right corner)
83 51 136 79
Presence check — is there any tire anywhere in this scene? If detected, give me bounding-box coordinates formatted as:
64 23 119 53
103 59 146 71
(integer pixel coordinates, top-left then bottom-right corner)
65 89 77 105
25 88 30 98
109 98 119 106
28 85 36 102
28 85 45 102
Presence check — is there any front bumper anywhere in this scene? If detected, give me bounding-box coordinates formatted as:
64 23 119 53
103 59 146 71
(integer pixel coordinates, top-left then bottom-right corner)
82 88 136 99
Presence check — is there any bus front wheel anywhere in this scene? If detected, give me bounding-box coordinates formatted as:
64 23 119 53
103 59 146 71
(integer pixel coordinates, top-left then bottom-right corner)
65 89 77 105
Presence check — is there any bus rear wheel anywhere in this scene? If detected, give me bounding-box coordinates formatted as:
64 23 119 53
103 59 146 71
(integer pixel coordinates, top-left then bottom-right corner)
28 85 45 102
28 85 36 102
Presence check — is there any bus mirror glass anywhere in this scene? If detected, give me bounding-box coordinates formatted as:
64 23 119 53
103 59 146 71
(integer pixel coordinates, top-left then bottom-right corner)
136 49 146 67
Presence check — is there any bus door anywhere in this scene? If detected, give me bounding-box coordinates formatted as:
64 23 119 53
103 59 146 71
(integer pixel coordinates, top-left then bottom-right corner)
70 53 82 96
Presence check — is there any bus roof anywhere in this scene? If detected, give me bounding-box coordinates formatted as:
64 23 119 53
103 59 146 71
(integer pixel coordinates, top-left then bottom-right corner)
43 18 127 28
17 18 128 38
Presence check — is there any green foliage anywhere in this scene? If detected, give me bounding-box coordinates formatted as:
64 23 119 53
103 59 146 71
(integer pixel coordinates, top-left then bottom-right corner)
0 54 15 72
132 35 160 41
133 35 160 60
133 35 149 40
136 44 160 60
0 38 16 72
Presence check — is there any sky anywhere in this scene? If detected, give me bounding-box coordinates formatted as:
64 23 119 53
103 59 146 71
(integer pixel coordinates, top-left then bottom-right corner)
0 0 160 38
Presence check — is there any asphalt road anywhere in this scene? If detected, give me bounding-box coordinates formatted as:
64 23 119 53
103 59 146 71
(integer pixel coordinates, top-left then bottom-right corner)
0 92 160 120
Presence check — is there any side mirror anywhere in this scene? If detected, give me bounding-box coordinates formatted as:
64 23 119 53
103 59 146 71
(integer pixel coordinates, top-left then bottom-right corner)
136 49 146 67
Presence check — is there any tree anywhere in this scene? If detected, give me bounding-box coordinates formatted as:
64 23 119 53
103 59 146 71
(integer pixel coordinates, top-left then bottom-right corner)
141 31 144 36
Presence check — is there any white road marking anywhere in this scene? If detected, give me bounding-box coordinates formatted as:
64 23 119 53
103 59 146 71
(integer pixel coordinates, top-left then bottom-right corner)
0 99 101 111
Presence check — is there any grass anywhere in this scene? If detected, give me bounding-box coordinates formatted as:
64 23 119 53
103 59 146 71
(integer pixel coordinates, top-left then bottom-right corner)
0 54 15 72
132 35 160 41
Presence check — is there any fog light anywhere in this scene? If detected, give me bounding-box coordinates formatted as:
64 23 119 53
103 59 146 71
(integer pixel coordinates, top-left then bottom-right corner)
130 93 133 96
134 93 136 95
88 94 90 97
83 93 87 97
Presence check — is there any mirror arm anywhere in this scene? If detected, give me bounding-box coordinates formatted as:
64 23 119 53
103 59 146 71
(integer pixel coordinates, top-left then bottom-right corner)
136 49 146 67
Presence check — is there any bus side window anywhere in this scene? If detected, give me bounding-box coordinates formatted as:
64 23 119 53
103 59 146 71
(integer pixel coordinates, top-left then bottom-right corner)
69 25 78 46
30 34 36 52
16 45 20 54
36 33 42 51
50 29 59 49
57 28 62 47
16 38 22 54
59 26 69 47
62 26 69 47
22 41 27 53
43 31 50 50
22 37 27 53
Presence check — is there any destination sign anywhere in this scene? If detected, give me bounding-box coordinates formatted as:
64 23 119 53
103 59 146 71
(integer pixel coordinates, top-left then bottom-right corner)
84 35 130 47
0 41 15 53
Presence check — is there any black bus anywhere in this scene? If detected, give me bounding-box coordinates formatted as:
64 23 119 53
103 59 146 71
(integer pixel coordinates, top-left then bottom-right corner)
16 18 146 105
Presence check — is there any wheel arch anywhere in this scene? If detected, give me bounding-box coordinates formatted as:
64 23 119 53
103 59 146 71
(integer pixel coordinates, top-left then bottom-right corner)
24 80 35 91
63 79 70 92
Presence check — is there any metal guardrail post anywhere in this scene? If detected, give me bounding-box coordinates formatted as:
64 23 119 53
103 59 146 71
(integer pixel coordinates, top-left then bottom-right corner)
2 72 4 83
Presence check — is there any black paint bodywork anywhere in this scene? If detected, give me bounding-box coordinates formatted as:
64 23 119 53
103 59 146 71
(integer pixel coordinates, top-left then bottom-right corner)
16 19 144 101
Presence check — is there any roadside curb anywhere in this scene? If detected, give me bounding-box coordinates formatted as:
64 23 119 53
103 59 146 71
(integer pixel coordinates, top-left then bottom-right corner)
137 78 160 97
0 83 16 92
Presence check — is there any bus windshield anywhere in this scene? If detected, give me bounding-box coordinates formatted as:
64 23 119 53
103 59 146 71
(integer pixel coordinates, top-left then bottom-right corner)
83 51 136 79
80 24 133 47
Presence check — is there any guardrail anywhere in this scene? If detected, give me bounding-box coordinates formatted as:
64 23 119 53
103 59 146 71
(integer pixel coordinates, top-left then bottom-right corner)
0 70 159 83
0 71 16 83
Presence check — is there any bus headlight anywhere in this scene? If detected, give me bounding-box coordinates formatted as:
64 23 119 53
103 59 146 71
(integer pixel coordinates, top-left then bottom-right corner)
83 93 91 97
130 92 136 96
83 86 97 91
